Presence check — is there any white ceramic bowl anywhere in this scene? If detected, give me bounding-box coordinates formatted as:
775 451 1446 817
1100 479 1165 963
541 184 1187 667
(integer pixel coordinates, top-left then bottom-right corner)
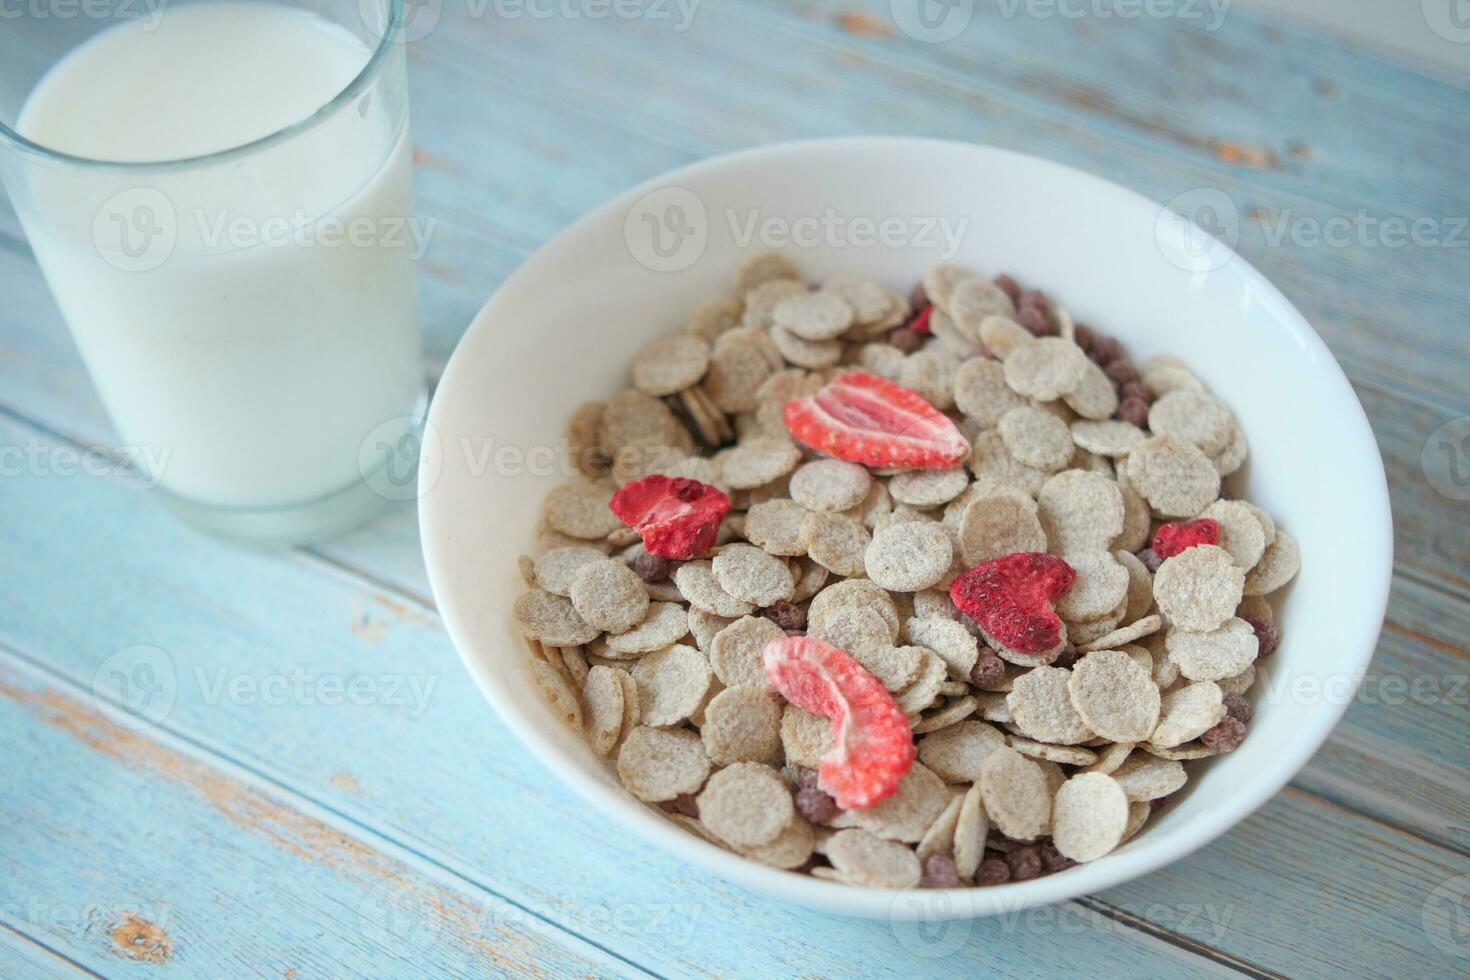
419 138 1392 919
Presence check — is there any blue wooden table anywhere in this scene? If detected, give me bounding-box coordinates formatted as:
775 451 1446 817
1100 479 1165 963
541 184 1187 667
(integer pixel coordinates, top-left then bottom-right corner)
2 3 1468 976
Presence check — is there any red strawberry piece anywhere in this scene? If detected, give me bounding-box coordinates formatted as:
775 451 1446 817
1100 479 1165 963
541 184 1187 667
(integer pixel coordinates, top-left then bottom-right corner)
763 635 915 810
949 553 1076 655
782 371 969 471
1152 518 1221 559
907 303 933 335
609 475 731 560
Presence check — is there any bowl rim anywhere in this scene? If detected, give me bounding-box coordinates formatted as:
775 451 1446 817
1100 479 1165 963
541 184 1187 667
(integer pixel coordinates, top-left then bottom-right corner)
419 136 1393 918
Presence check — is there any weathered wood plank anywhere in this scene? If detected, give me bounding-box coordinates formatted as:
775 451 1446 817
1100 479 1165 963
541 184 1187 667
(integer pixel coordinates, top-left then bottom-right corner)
1100 787 1470 977
0 927 89 980
0 411 1460 977
0 418 1233 980
0 659 647 980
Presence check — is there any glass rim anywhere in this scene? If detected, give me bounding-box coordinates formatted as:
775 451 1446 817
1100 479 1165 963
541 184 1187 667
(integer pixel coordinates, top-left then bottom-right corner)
0 0 404 173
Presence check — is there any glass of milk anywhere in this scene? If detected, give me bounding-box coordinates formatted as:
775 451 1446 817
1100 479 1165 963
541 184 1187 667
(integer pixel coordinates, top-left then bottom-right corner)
0 0 426 544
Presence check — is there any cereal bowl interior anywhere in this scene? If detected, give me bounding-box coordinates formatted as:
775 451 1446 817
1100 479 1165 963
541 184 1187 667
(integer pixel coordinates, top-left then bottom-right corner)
420 138 1391 918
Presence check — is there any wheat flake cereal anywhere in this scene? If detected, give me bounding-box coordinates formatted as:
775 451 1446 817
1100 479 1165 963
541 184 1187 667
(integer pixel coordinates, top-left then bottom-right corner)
1083 740 1136 776
1062 359 1120 421
1165 617 1259 682
808 579 900 640
780 704 835 768
1067 650 1162 742
845 762 951 843
895 650 948 716
1151 681 1226 748
701 685 783 764
1071 419 1148 458
948 277 1016 336
739 815 816 870
952 784 989 879
916 794 965 863
544 481 623 539
632 644 712 727
1244 529 1300 595
772 291 855 341
632 334 711 397
1076 613 1163 653
527 658 582 730
715 436 802 490
899 349 963 412
801 511 872 577
822 276 892 325
1153 544 1244 631
790 458 872 512
1052 772 1129 862
697 762 794 847
922 263 976 312
1056 551 1130 622
1109 752 1187 801
675 560 757 618
889 467 971 507
570 558 650 633
617 726 710 802
709 615 785 688
1008 738 1098 766
514 588 601 647
1003 337 1089 401
999 406 1076 473
1008 666 1094 745
711 543 796 607
734 249 799 292
1148 390 1234 456
917 720 1007 782
978 314 1035 360
954 357 1029 426
865 522 954 592
605 602 691 655
903 616 981 681
740 498 810 557
1038 469 1124 553
812 606 893 659
1199 499 1268 570
978 746 1051 841
912 696 980 734
583 665 627 757
533 545 608 596
958 492 1048 566
1125 434 1221 518
826 829 922 889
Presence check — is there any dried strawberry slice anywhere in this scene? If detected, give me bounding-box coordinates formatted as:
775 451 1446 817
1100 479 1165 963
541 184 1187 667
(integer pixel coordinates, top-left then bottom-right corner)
1152 518 1221 559
783 371 969 471
907 304 933 335
609 475 731 560
949 553 1076 655
763 636 915 810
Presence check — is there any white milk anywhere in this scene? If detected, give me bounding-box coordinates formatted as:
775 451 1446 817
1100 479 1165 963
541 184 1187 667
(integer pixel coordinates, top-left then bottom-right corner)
13 2 422 511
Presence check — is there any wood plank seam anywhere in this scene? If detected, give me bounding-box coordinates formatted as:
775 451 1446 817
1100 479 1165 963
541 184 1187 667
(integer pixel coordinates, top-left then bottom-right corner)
1071 897 1284 980
0 921 97 979
0 646 663 980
